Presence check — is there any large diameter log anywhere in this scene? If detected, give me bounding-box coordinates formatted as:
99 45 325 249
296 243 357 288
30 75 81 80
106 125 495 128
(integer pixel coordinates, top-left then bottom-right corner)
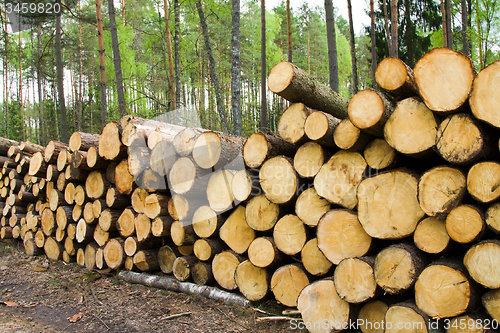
98 121 127 160
273 214 306 255
295 187 330 227
358 300 389 333
173 255 198 281
301 238 333 277
467 161 500 203
173 127 205 156
206 169 234 213
357 170 425 239
243 132 296 168
304 111 340 147
133 250 160 272
230 169 261 203
44 236 63 261
270 264 309 308
149 140 176 176
116 208 136 238
418 166 467 218
193 238 225 261
317 209 372 265
260 156 302 205
277 103 313 145
103 238 125 270
471 60 500 128
348 89 394 136
134 213 151 242
384 97 439 157
293 142 329 178
374 243 426 295
212 251 242 290
375 57 418 99
192 205 224 238
415 259 477 319
314 150 367 209
414 47 475 113
158 245 179 274
482 289 500 321
245 194 280 231
234 260 269 301
115 160 136 195
192 131 245 170
69 132 99 152
85 171 109 199
414 217 452 254
268 61 349 119
464 240 500 289
219 205 255 254
446 205 485 244
170 220 196 246
385 302 435 333
297 279 350 333
436 113 495 165
334 257 378 304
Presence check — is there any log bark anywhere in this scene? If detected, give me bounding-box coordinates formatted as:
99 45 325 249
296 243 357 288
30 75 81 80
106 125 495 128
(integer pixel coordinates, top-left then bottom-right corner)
317 209 372 265
357 170 425 239
314 151 367 209
44 141 69 164
98 121 127 160
413 217 453 255
301 238 332 277
334 256 379 303
245 194 280 231
277 103 313 145
348 89 394 136
242 132 296 168
158 245 179 274
133 249 160 272
173 255 198 281
69 132 100 152
363 138 397 170
192 131 245 170
0 137 19 156
470 60 500 129
24 236 42 256
273 214 306 255
464 239 500 289
151 215 174 237
467 161 500 203
20 141 44 155
234 260 269 301
304 111 340 147
486 202 500 234
375 57 418 99
293 142 330 179
106 187 131 209
219 205 255 254
268 61 349 119
120 116 184 147
414 47 475 113
445 205 486 244
191 262 215 286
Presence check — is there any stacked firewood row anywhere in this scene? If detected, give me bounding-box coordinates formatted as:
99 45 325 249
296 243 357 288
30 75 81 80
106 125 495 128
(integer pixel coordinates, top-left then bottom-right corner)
1 47 500 332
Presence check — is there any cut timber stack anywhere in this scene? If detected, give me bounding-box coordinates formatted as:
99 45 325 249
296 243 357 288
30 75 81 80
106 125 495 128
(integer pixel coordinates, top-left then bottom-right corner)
3 47 500 332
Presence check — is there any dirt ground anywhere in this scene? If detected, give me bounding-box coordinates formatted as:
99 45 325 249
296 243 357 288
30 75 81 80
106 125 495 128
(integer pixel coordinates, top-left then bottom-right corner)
0 240 307 333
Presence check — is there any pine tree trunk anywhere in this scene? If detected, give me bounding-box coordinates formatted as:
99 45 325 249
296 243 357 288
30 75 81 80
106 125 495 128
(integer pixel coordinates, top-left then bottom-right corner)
163 0 176 110
347 0 358 94
55 0 67 143
260 0 267 132
96 0 107 127
108 0 126 118
390 0 398 57
231 0 242 135
324 0 339 92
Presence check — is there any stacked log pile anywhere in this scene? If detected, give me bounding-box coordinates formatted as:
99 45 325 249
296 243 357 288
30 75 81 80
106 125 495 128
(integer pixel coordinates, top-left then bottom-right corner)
2 47 500 331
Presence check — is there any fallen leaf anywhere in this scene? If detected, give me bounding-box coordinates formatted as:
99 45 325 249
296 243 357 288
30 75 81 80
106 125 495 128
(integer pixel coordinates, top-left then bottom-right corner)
68 313 84 323
1 301 19 307
34 266 48 272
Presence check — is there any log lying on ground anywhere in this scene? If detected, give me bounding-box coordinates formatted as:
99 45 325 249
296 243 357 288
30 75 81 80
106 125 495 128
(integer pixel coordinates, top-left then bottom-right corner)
268 61 349 120
212 251 242 291
414 47 475 113
118 270 250 307
348 89 394 136
270 264 309 307
234 260 269 302
375 57 418 99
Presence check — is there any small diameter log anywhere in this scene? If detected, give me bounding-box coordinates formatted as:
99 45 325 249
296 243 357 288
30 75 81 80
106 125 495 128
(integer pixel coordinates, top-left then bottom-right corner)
358 300 389 333
467 161 500 203
192 262 215 286
41 208 56 236
85 171 109 200
314 151 367 209
46 164 59 182
86 146 107 169
20 141 44 155
168 195 198 222
1 226 13 239
446 205 486 244
374 243 427 295
482 289 500 321
245 194 280 231
472 60 500 128
207 169 234 213
304 111 340 147
106 162 117 184
131 187 148 214
273 214 307 256
124 236 163 257
464 240 500 289
0 137 19 156
248 237 284 268
66 165 90 183
348 89 394 136
192 131 245 170
28 152 47 176
384 97 439 157
72 205 82 223
414 217 452 254
115 160 136 195
436 113 495 165
234 260 269 301
212 251 243 290
95 247 106 270
56 172 67 192
357 170 425 239
334 257 378 304
268 61 349 119
136 167 167 192
56 149 68 172
67 223 77 240
414 47 475 113
277 103 313 145
134 213 151 242
334 119 373 152
171 220 196 246
44 140 68 164
293 142 329 178
83 202 97 224
151 215 173 237
375 57 418 99
385 302 435 333
44 236 64 261
193 238 225 262
172 127 205 156
270 264 309 308
92 199 106 219
219 205 255 254
76 219 95 243
98 121 127 160
104 238 125 270
144 193 170 219
230 169 261 203
149 140 176 177
486 202 500 234
297 278 350 333
301 238 332 277
34 229 45 248
243 132 297 168
168 157 209 195
173 255 198 281
64 182 75 205
415 259 477 319
24 236 42 256
418 166 467 218
64 237 78 256
56 206 72 230
317 209 372 265
133 250 160 272
260 156 302 205
74 185 86 206
116 208 136 238
158 245 179 274
192 205 224 238
93 224 109 247
106 187 131 209
127 140 150 177
76 248 85 266
85 242 99 270
69 131 99 152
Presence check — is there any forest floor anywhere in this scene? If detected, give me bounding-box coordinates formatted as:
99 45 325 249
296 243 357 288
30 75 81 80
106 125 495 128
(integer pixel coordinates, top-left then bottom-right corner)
0 240 306 333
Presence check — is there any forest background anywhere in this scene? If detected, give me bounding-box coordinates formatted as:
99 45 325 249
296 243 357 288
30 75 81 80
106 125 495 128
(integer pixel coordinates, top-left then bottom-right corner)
0 0 499 145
